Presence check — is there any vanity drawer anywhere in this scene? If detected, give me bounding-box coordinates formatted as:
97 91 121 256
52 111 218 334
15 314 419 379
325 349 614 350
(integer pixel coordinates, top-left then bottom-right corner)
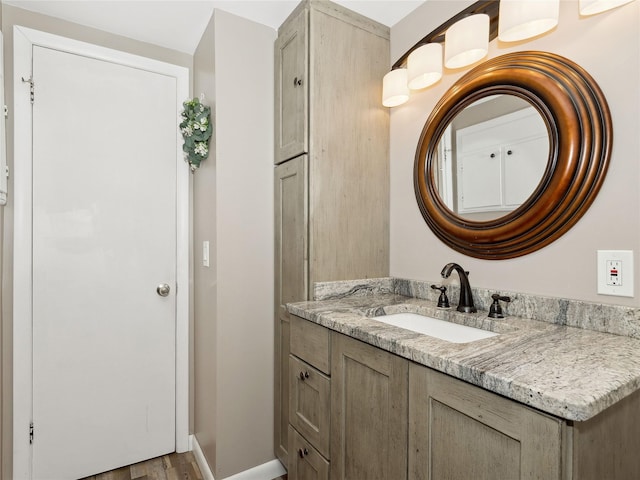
290 315 330 374
288 425 330 480
289 354 330 458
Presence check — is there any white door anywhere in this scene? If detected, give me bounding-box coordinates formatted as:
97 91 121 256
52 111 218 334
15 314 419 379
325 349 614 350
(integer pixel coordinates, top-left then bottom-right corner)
31 45 177 479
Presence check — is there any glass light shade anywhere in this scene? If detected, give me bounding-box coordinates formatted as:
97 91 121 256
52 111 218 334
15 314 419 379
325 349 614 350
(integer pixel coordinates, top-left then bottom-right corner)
444 14 489 69
407 43 443 90
382 69 409 107
498 0 559 42
579 0 635 15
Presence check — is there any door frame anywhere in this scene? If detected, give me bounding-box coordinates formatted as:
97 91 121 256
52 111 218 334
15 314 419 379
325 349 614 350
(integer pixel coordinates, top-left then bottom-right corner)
12 26 190 479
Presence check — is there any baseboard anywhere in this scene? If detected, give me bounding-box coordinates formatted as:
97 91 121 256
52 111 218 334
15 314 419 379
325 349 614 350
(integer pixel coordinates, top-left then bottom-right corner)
223 459 286 480
190 434 215 480
189 434 286 480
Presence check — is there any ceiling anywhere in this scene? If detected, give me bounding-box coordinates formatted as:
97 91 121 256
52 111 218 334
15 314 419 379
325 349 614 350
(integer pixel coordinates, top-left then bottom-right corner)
1 0 426 54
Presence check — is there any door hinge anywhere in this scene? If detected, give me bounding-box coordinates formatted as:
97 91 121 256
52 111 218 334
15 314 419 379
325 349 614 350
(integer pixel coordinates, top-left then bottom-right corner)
21 76 34 104
29 422 34 444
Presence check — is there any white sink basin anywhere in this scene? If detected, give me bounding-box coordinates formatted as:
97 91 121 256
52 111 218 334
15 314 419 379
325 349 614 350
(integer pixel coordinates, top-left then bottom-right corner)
372 313 499 344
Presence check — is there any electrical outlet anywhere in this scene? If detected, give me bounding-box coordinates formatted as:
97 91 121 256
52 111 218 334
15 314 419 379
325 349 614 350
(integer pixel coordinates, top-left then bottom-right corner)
597 250 634 297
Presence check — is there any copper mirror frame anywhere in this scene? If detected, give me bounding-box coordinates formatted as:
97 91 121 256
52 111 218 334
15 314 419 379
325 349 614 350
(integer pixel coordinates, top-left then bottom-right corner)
414 51 612 260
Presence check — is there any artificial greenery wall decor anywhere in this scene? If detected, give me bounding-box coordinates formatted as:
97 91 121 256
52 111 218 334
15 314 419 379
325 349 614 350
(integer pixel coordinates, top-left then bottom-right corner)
180 97 212 172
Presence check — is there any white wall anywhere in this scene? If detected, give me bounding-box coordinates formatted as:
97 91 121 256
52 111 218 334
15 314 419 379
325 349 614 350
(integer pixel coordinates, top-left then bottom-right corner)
193 9 276 479
390 0 640 306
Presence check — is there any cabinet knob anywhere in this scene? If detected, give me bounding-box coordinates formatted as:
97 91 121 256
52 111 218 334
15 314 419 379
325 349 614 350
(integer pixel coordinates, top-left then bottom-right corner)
298 448 309 458
293 76 303 87
490 153 496 158
299 371 310 380
507 149 513 155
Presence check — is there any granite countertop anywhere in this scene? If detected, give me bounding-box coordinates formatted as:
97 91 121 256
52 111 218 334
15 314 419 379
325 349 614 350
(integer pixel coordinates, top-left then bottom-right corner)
286 279 640 422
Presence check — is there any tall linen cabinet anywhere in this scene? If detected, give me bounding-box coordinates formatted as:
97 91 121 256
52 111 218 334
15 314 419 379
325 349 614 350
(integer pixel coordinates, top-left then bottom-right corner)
273 0 390 468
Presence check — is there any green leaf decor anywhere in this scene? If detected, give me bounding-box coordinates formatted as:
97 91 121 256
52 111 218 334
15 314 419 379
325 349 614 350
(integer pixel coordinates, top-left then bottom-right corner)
180 97 212 172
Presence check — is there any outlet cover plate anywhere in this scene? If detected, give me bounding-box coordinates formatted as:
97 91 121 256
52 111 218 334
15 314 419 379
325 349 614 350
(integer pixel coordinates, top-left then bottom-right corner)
597 250 634 297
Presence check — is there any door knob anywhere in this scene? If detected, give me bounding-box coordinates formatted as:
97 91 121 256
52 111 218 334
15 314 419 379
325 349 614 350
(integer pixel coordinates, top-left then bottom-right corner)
157 284 171 297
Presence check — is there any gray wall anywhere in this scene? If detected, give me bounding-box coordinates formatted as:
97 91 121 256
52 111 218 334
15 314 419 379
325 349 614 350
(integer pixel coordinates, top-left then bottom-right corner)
0 5 192 478
193 11 217 474
390 0 640 306
192 9 276 478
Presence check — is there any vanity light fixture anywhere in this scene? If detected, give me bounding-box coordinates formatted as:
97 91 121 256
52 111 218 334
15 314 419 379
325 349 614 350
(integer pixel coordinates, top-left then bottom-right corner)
407 43 443 90
382 68 409 107
382 0 636 107
498 0 560 42
444 14 490 69
579 0 636 15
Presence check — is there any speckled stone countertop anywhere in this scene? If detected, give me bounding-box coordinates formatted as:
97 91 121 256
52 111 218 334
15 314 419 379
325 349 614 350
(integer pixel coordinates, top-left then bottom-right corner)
286 278 640 422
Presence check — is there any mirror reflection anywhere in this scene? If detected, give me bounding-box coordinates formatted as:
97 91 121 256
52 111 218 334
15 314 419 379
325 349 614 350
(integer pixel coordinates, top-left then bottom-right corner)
432 95 549 221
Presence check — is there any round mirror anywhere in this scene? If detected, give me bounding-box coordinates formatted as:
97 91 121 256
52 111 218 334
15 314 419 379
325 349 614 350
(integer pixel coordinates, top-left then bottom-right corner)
433 94 550 221
414 51 612 260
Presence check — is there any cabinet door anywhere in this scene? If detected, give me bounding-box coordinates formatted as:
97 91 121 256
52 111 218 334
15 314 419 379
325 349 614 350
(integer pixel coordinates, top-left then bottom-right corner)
289 426 329 480
274 156 309 464
275 156 308 309
409 363 565 480
274 8 308 164
331 332 408 480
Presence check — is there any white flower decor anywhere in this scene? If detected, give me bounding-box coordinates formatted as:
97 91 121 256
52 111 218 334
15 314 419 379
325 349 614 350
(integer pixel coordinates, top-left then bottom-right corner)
180 98 212 172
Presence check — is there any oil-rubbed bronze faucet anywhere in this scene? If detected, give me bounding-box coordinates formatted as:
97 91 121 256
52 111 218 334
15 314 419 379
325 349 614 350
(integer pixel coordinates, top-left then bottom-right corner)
441 263 477 313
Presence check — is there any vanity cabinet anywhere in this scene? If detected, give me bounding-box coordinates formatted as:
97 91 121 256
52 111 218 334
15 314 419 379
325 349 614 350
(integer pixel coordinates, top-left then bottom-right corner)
288 316 331 478
331 332 408 480
287 315 640 479
408 364 565 480
274 0 389 467
288 317 408 480
275 156 308 464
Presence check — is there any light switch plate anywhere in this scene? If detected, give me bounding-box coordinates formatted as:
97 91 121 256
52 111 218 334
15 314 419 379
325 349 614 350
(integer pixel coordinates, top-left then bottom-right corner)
597 250 633 297
202 241 210 267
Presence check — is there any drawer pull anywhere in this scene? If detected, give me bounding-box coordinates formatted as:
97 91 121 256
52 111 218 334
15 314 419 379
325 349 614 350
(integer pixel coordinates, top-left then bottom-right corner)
298 447 309 458
299 371 310 380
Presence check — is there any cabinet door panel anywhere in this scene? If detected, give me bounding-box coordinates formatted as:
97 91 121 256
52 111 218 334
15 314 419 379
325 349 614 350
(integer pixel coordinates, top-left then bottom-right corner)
275 156 308 309
331 332 408 480
275 8 308 163
430 398 521 478
274 156 309 464
289 355 330 458
409 363 564 480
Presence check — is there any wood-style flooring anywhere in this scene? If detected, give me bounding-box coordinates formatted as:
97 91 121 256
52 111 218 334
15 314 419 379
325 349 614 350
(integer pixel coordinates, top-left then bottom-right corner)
79 452 202 480
79 452 289 480
80 452 287 480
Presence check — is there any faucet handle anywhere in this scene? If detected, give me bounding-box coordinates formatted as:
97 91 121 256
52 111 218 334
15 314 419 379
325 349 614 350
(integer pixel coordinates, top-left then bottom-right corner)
488 293 511 318
430 285 450 309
